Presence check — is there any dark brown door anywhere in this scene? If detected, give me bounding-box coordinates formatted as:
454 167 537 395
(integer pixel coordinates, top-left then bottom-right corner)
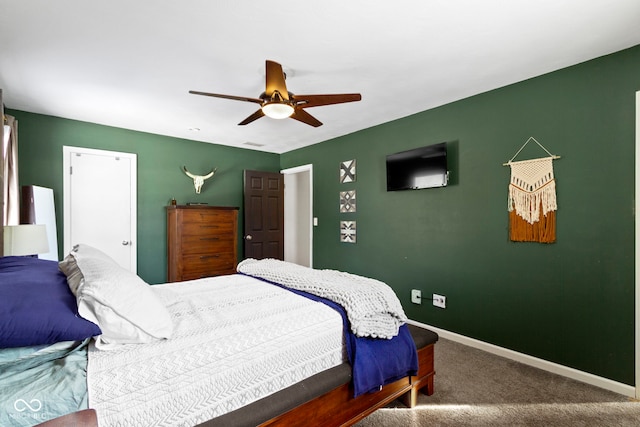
243 170 284 260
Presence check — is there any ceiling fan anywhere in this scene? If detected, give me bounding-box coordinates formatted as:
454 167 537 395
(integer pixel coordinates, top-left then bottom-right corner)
189 60 362 127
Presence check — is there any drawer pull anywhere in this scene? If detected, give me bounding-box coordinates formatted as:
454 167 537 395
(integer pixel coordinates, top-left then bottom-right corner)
200 237 220 241
200 225 220 229
200 255 220 260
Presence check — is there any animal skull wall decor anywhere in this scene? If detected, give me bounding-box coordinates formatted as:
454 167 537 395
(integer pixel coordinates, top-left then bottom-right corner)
183 166 217 194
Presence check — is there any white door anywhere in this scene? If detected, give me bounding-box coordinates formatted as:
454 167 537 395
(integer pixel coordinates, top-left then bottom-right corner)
63 146 137 272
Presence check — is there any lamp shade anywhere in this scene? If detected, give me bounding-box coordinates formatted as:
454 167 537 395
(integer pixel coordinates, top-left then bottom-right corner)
3 224 49 256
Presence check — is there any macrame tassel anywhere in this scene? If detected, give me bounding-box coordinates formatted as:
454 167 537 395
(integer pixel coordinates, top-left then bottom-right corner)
508 181 557 224
507 157 557 243
509 206 556 243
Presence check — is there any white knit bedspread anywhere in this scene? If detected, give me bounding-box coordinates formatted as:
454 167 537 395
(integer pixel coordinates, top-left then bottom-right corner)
87 274 345 427
237 258 407 339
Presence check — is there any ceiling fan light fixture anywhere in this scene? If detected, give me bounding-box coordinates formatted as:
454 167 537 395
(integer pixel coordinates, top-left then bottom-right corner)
190 60 360 127
262 102 294 119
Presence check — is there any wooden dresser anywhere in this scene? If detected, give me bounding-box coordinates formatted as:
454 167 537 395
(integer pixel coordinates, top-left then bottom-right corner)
166 205 239 282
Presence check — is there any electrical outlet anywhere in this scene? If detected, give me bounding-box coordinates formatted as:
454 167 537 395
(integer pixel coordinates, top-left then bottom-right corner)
411 289 422 304
433 293 446 309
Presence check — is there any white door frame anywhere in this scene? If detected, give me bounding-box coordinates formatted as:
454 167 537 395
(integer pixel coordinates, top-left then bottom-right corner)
62 146 137 272
635 90 639 399
282 164 313 267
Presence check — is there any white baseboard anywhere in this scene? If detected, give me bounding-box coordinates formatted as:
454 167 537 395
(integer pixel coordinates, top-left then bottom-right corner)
408 319 636 398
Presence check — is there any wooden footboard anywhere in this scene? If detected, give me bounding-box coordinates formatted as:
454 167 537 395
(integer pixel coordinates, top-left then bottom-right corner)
260 376 412 427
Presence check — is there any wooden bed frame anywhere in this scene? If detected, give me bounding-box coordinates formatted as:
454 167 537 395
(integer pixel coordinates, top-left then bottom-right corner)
261 339 435 426
37 340 436 427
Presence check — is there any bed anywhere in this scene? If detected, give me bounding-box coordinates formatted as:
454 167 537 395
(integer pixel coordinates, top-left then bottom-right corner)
0 244 437 426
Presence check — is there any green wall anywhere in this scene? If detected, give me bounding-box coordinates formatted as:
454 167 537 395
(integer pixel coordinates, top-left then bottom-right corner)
281 45 640 386
13 112 280 284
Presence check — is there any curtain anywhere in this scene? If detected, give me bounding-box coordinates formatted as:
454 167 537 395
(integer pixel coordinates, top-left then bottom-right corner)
2 114 18 226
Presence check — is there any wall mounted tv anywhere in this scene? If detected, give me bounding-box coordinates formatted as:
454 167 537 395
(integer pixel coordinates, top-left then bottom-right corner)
386 142 449 191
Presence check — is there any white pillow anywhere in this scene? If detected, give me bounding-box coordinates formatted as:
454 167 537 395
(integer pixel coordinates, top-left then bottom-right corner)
59 244 173 349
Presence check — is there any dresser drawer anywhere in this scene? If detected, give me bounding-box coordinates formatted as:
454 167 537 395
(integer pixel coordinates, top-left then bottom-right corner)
179 253 236 279
180 221 235 237
180 209 236 225
179 234 235 255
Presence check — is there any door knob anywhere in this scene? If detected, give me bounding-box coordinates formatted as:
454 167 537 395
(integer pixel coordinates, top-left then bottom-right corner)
245 235 253 241
122 240 130 246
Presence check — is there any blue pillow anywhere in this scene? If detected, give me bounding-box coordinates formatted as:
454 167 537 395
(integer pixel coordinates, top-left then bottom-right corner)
0 256 101 348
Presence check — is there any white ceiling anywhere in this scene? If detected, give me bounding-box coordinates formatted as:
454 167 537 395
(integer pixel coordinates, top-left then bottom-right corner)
1 1 639 154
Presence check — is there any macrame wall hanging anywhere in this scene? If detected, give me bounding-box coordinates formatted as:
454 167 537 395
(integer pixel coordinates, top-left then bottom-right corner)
503 137 561 243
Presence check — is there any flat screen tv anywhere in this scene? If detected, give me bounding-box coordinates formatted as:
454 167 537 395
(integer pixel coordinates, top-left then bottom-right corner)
386 142 448 191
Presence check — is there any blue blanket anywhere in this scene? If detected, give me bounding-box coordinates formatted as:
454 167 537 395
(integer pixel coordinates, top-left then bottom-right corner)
241 274 418 397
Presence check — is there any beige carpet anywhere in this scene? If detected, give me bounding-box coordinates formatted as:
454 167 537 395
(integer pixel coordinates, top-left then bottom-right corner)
355 338 640 426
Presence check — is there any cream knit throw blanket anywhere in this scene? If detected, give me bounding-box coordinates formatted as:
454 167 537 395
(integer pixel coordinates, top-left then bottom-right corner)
237 258 407 339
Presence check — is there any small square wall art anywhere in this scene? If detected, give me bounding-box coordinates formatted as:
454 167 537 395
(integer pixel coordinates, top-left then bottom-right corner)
340 221 356 243
339 190 356 213
340 159 356 183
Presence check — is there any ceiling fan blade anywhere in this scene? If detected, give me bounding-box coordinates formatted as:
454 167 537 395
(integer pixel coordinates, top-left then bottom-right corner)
238 109 265 125
189 90 263 104
290 108 322 127
293 93 362 108
265 60 289 100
